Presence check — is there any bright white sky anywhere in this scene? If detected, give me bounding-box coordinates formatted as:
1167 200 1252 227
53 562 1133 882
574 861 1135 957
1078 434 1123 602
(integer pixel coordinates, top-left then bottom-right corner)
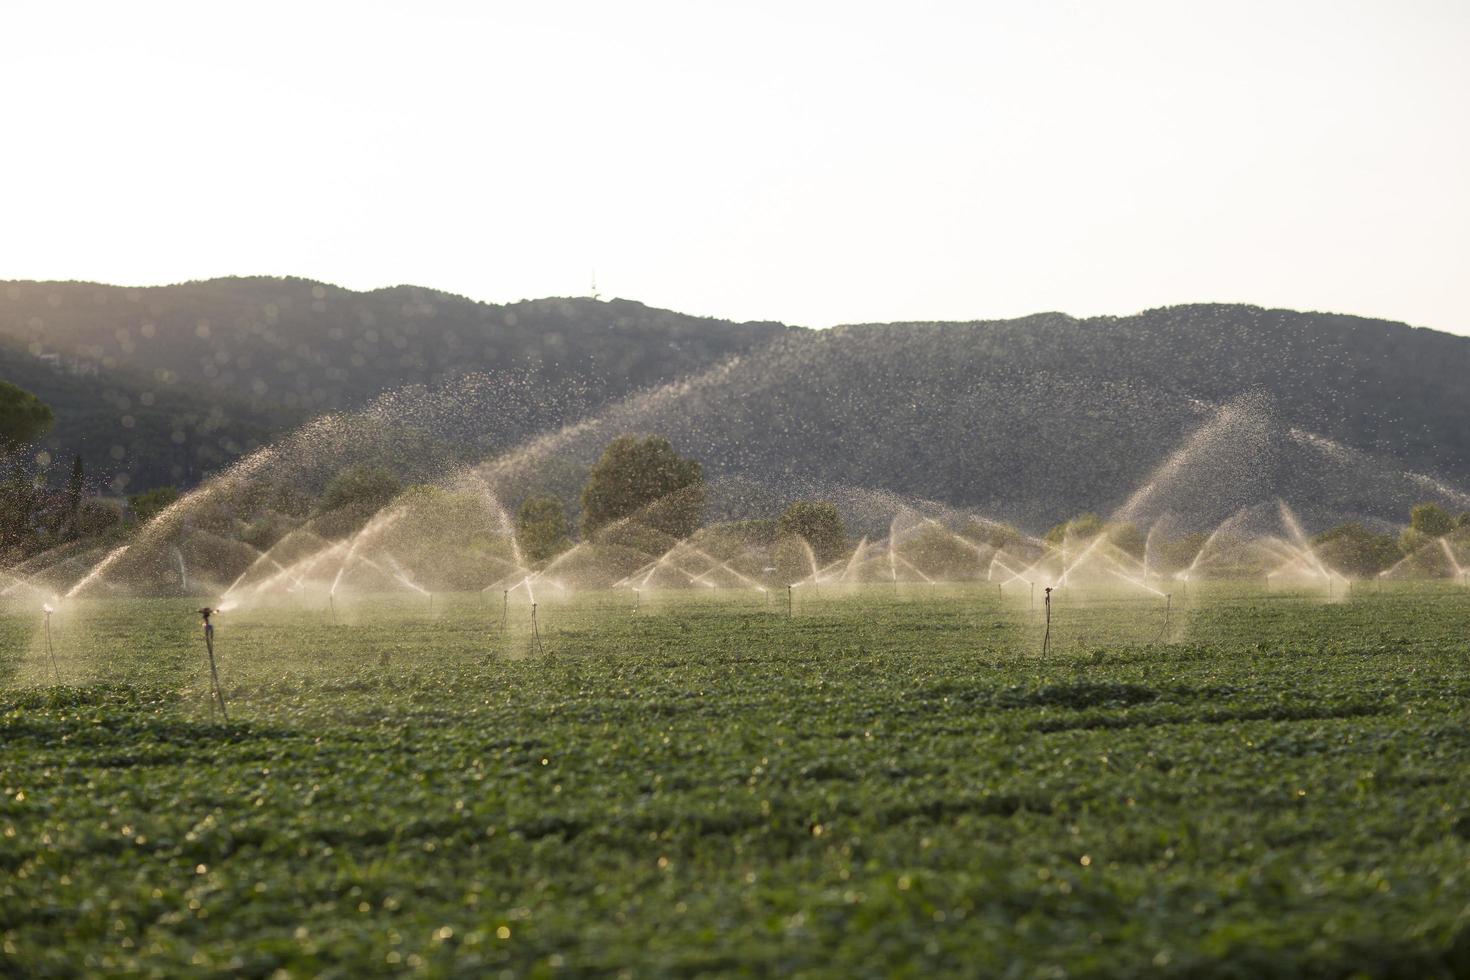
4 1 1468 333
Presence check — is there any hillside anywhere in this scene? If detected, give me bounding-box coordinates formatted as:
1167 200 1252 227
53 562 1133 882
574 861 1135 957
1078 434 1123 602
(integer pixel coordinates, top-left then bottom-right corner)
0 332 286 491
0 278 790 491
466 306 1470 531
2 279 1468 527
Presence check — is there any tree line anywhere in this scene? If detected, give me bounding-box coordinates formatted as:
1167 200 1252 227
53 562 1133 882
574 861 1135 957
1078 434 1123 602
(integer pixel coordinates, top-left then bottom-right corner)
4 375 1467 581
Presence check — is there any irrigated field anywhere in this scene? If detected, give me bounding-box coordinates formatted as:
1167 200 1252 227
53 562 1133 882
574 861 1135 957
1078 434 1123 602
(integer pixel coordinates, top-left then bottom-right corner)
2 586 1469 976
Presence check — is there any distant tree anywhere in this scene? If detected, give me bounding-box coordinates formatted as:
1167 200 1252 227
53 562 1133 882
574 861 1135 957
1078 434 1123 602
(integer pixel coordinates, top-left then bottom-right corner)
516 496 571 565
236 479 315 521
777 501 847 563
370 485 522 591
1313 522 1402 578
1106 522 1146 560
580 435 703 539
0 474 42 556
0 382 54 456
1409 502 1455 538
962 519 1029 553
906 523 987 580
64 455 84 539
1150 532 1210 575
1044 513 1104 547
240 513 295 553
76 499 123 538
128 486 180 525
1042 515 1144 560
773 535 818 584
701 519 779 550
317 466 402 516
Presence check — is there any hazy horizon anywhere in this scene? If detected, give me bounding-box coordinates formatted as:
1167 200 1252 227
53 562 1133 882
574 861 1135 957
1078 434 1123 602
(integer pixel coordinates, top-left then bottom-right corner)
5 272 1466 338
4 1 1466 335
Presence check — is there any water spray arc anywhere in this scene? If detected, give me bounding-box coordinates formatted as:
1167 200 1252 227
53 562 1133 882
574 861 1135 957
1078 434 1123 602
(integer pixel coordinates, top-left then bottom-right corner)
18 372 1470 700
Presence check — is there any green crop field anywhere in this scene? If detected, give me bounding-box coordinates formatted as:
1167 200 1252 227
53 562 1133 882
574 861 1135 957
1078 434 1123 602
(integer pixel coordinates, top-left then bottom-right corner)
2 585 1469 976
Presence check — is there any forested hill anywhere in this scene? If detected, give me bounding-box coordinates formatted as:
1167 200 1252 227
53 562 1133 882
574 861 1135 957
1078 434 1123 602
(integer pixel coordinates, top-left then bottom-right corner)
839 305 1470 481
1 277 1467 524
0 277 790 491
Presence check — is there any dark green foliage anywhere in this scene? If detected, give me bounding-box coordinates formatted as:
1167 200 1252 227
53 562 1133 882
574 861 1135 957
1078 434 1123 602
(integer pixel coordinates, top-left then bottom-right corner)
961 519 1029 552
1 588 1469 974
76 498 123 537
772 535 819 583
0 280 786 490
554 308 1470 529
1149 532 1209 574
1 450 117 558
1410 502 1456 538
901 523 987 579
313 467 399 520
64 455 83 539
367 485 517 590
0 473 42 556
515 496 570 565
0 380 54 455
239 513 295 553
0 331 282 493
776 501 847 563
701 518 779 549
1107 522 1145 559
580 436 704 539
1314 522 1403 577
1044 513 1104 545
127 486 180 525
6 283 1470 528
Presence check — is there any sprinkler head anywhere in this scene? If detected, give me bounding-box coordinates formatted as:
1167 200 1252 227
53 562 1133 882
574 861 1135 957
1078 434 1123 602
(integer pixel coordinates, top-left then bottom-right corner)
198 607 216 625
42 603 54 616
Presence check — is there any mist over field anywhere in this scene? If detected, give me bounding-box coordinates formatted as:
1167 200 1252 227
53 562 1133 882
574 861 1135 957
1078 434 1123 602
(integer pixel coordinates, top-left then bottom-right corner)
5 279 1469 532
5 1 1470 975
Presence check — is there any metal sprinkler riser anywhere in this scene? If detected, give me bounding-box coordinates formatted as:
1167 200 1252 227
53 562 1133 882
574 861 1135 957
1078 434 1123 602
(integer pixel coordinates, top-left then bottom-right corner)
197 607 228 722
